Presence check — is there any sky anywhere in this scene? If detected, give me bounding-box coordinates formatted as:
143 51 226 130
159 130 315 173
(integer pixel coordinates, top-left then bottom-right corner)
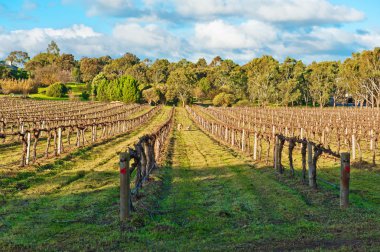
0 0 379 64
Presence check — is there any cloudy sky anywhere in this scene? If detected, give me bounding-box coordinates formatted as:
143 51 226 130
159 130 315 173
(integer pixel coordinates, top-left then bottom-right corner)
0 0 379 64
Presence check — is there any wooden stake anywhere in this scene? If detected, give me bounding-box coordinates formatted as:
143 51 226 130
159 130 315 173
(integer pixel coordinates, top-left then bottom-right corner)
57 127 62 155
120 152 131 221
253 132 258 160
340 152 350 209
351 134 356 160
274 136 279 170
307 142 316 188
26 132 31 165
241 129 246 151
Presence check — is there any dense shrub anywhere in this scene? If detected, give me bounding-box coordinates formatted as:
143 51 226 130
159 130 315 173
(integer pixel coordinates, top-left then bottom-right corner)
46 82 68 97
0 79 37 96
96 75 141 103
233 99 251 107
81 91 90 100
212 92 235 107
142 87 161 105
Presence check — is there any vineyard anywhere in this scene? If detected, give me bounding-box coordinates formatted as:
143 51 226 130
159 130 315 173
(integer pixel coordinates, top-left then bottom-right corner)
0 99 379 250
187 105 380 207
0 98 159 168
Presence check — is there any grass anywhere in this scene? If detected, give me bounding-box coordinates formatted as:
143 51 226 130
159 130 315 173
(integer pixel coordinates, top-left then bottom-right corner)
194 105 380 213
0 107 379 251
124 108 380 251
0 106 153 170
28 83 88 101
0 107 172 251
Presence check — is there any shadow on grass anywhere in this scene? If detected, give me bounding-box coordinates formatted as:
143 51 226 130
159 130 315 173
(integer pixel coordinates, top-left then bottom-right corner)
1 162 379 251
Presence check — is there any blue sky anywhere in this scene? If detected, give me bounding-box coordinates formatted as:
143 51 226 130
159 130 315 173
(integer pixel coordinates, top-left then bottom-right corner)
0 0 379 64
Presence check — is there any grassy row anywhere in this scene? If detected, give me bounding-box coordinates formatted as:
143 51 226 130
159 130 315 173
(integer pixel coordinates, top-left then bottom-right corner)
122 108 380 250
0 107 172 250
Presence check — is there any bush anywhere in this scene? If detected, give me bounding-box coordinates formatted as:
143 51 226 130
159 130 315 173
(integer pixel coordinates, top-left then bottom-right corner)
142 87 160 105
96 75 141 103
0 79 37 96
46 82 68 97
81 91 90 100
234 99 251 107
122 76 141 103
212 92 235 107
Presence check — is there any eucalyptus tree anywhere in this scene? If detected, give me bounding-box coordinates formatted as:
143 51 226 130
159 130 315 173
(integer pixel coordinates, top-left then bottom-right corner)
306 61 339 107
278 57 305 106
6 51 30 66
245 55 280 106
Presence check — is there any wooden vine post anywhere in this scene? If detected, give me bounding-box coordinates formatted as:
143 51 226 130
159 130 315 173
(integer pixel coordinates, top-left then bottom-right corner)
120 152 131 221
301 141 307 183
307 142 317 189
351 134 356 161
274 136 280 171
340 152 350 209
25 132 31 165
57 127 62 155
253 132 258 160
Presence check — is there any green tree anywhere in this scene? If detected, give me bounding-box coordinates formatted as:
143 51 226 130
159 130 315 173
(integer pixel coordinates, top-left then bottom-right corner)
142 87 160 105
46 82 68 97
212 92 235 106
126 62 149 87
0 65 12 79
94 75 141 103
71 67 81 83
47 40 60 56
91 73 107 97
121 76 141 103
79 57 104 83
306 61 339 107
245 56 280 106
339 55 364 106
194 77 211 100
103 53 140 79
278 57 305 106
95 77 109 101
55 54 75 71
25 52 57 72
358 48 380 108
166 67 196 106
6 51 30 66
149 59 171 84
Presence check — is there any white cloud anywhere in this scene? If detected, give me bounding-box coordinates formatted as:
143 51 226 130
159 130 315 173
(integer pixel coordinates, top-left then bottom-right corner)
73 0 364 25
255 0 364 23
174 0 364 24
192 19 277 50
84 0 136 16
0 25 102 58
0 22 183 60
190 19 380 63
112 21 182 58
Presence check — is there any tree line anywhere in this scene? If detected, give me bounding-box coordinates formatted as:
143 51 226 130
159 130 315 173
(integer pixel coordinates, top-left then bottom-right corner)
1 41 380 107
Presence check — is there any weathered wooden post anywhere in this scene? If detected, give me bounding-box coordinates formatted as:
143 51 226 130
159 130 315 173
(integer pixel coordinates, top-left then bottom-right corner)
340 152 350 209
231 129 235 147
25 132 31 165
274 136 280 171
301 141 307 183
241 129 246 152
120 152 131 221
57 127 62 155
253 132 258 160
351 134 356 160
308 142 316 188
